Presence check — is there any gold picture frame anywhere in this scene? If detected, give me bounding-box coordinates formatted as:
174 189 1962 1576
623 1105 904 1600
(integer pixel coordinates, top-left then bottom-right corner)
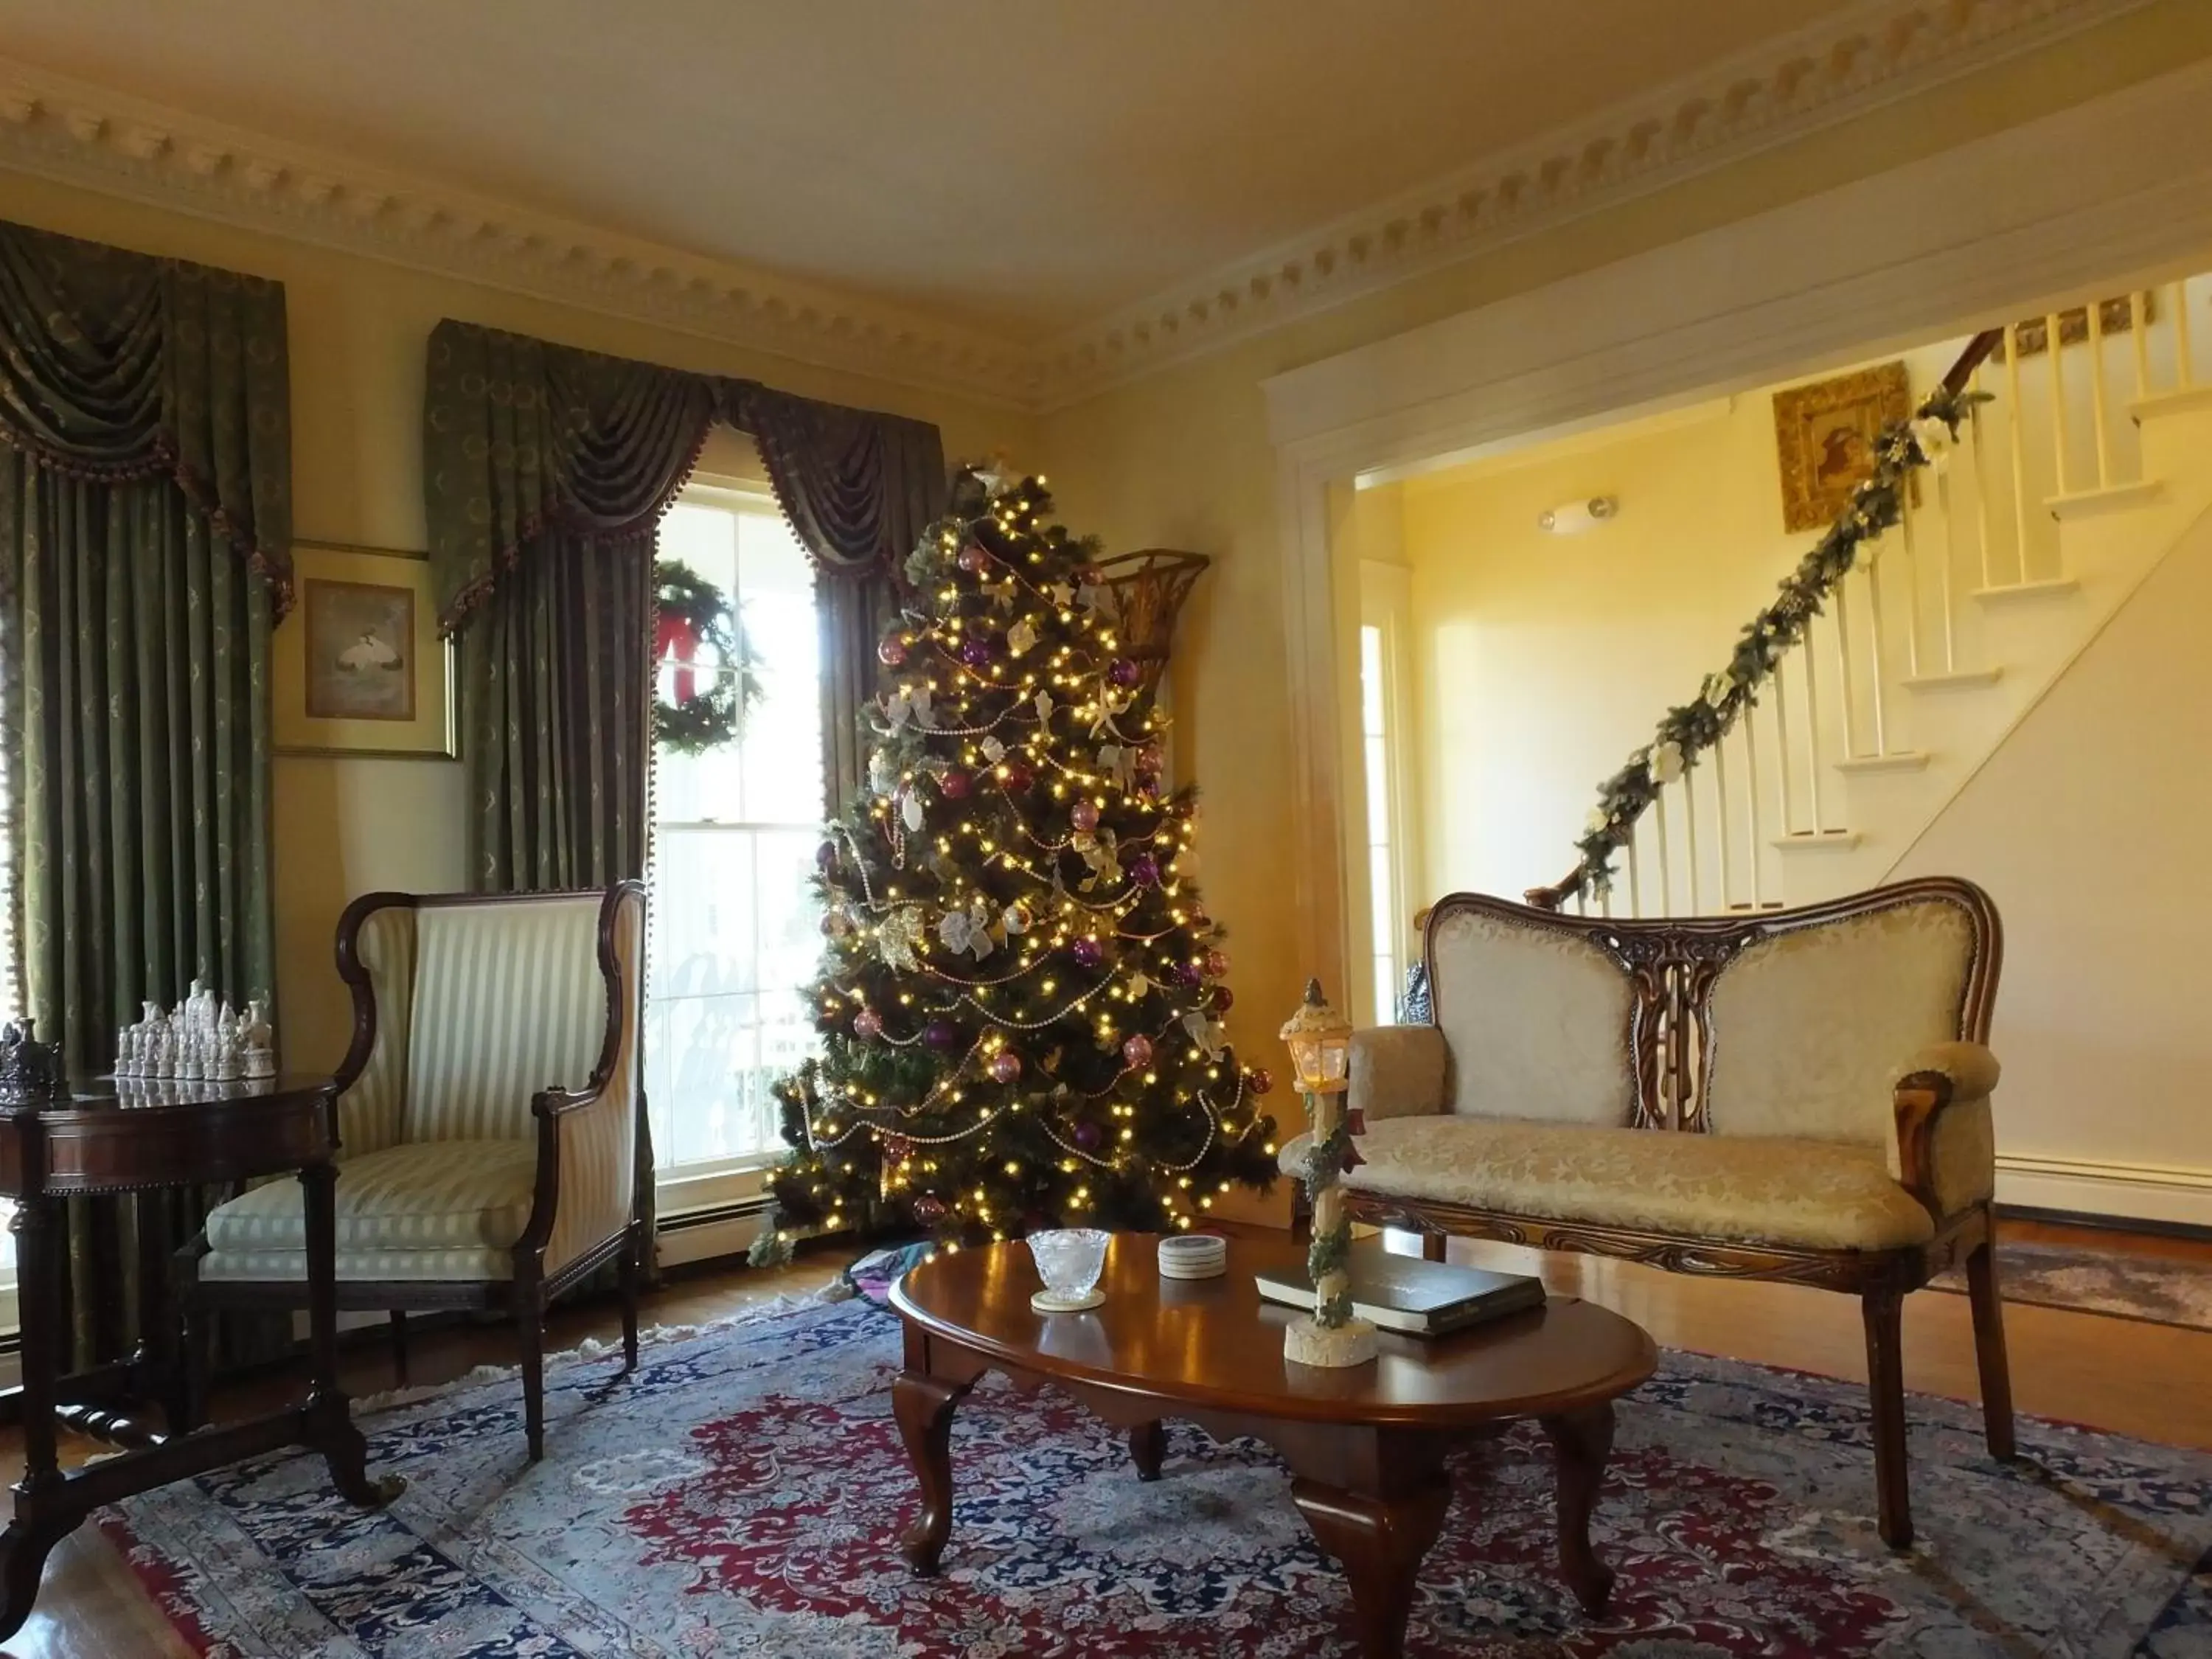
1771 362 1913 535
274 541 457 760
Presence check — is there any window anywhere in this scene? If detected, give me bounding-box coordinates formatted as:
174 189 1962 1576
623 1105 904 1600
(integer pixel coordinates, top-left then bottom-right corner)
647 487 825 1206
1358 624 1402 1026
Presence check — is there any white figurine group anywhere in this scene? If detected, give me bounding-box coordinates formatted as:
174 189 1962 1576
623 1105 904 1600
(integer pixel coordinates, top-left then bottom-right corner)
114 979 276 1082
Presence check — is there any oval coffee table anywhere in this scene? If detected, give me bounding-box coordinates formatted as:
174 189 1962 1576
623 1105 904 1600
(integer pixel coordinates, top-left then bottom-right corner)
888 1231 1656 1659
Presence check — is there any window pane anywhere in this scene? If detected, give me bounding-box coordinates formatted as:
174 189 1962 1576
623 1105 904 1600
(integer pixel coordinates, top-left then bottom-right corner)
649 493 825 1174
1368 852 1397 962
1359 625 1386 737
1363 735 1391 846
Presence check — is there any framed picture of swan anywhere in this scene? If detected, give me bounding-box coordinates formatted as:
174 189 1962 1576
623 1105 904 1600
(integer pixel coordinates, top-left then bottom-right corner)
274 541 457 759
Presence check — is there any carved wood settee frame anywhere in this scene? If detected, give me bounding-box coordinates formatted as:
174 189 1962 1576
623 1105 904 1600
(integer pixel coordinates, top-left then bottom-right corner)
1338 877 2014 1550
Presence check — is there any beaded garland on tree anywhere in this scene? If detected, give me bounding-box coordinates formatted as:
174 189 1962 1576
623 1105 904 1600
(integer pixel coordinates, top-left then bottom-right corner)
758 467 1279 1251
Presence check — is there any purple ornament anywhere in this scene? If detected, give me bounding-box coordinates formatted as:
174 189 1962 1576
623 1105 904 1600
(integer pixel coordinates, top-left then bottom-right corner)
959 635 995 671
1176 959 1205 989
1134 743 1164 776
852 1008 883 1041
1121 1033 1154 1071
1127 852 1160 887
1071 799 1100 833
913 1195 946 1225
877 633 909 667
939 768 972 800
1072 1119 1103 1151
1107 658 1142 689
1071 936 1105 969
924 1018 960 1051
815 839 838 872
988 1050 1023 1085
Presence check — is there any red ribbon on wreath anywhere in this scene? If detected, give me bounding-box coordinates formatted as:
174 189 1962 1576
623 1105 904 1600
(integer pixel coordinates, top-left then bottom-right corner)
655 611 703 705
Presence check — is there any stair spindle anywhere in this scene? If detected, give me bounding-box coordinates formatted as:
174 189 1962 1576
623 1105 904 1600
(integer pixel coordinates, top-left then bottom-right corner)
2088 299 2112 490
1742 705 1764 910
1652 790 1673 918
1898 487 1924 679
1832 586 1861 758
2132 289 2151 400
1683 774 1702 914
1712 734 1733 908
1771 655 1797 835
2178 279 2198 389
2004 325 2031 583
1800 640 1828 832
1627 840 1643 919
1933 470 1959 672
2047 311 2070 501
1863 562 1891 756
1969 364 1994 594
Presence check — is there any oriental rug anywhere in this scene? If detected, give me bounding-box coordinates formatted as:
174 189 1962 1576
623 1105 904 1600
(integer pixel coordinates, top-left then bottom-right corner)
105 1294 2212 1658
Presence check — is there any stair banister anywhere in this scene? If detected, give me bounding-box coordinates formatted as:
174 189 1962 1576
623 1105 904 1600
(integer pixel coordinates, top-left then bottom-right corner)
1523 329 2004 914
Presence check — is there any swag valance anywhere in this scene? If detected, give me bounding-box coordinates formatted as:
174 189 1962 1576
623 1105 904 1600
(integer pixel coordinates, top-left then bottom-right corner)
0 218 293 608
422 319 945 630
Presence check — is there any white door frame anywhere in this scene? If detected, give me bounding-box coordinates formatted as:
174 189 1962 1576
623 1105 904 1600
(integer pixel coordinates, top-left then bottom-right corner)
1263 57 2212 992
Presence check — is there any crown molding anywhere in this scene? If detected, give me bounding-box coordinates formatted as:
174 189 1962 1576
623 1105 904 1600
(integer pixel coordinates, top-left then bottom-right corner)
0 0 2155 415
1029 0 2155 408
0 58 1042 408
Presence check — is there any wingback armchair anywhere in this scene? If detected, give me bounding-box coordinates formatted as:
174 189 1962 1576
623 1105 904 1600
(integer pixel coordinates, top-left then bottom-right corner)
178 883 648 1461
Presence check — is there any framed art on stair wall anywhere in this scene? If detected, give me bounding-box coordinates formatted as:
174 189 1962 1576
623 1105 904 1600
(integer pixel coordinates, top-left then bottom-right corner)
274 541 459 759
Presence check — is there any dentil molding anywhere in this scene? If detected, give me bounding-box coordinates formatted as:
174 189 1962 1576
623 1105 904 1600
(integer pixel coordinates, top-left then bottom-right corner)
0 0 2155 413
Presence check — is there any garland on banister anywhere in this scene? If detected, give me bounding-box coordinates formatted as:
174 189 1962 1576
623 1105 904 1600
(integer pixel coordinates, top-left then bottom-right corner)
1559 380 1987 904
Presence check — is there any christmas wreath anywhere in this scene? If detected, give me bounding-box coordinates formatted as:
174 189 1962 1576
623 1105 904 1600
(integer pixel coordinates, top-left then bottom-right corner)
655 559 764 756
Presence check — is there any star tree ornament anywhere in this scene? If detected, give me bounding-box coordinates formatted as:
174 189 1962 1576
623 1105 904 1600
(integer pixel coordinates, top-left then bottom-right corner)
754 465 1280 1258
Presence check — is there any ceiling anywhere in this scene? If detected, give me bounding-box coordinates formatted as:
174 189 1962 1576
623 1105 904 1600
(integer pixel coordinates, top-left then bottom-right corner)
0 0 1814 342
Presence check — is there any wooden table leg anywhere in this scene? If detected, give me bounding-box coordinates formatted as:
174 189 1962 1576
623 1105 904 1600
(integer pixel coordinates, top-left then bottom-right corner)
1128 1419 1166 1481
1540 1402 1617 1615
0 1191 75 1643
297 1161 402 1509
1290 1475 1450 1659
894 1370 974 1573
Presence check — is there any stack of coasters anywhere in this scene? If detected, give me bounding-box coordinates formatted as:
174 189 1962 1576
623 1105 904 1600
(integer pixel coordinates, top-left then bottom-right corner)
1157 1233 1228 1281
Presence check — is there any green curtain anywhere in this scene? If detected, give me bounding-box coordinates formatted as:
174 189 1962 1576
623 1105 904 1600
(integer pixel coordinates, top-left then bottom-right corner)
0 218 290 1367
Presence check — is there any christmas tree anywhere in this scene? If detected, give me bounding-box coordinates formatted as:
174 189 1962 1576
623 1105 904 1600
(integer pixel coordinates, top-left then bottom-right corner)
762 467 1280 1250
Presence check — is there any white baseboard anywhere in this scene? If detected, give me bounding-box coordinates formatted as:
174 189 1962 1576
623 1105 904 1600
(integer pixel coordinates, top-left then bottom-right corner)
1994 1152 2212 1228
656 1208 769 1270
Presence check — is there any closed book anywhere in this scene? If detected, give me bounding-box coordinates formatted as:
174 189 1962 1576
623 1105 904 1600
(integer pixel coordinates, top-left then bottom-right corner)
1254 1251 1545 1337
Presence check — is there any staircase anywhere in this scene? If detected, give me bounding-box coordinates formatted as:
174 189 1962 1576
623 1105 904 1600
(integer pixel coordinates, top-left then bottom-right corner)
1531 273 2212 919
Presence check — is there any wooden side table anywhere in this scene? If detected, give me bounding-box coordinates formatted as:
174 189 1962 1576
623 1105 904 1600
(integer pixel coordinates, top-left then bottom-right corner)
0 1074 400 1641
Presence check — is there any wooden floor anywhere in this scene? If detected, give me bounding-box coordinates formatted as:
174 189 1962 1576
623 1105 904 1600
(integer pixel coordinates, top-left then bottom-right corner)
4 1219 2208 1658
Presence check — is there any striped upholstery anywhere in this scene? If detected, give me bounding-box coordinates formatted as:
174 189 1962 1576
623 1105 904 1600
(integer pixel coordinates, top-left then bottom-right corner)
201 886 641 1290
403 897 609 1143
335 904 417 1160
206 1141 537 1252
545 891 642 1276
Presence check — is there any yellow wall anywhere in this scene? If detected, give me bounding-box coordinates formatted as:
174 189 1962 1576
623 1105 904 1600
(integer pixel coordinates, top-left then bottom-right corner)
0 172 1034 1068
1038 3 2212 1069
1393 344 1964 907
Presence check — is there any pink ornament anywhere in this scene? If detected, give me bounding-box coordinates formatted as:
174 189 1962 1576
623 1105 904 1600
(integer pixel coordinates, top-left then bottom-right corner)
913 1195 946 1225
1205 949 1230 978
958 543 991 574
999 760 1034 793
1248 1066 1274 1096
1121 1033 1154 1070
939 769 972 800
1210 986 1234 1012
1134 744 1164 776
1071 799 1101 833
988 1050 1023 1085
877 634 909 667
852 1008 883 1040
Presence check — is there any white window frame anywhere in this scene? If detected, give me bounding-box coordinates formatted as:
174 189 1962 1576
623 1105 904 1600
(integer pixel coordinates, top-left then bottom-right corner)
647 479 824 1240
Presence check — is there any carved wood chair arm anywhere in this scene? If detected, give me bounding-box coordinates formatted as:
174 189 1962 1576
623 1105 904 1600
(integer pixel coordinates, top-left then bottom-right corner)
1891 1041 2001 1215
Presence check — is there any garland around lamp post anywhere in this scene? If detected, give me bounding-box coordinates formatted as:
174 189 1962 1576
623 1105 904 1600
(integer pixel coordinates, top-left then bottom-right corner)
1280 978 1376 1368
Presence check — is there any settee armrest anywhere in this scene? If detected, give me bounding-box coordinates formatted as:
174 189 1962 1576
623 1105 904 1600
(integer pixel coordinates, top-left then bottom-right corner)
1891 1041 2001 1218
1349 1025 1450 1122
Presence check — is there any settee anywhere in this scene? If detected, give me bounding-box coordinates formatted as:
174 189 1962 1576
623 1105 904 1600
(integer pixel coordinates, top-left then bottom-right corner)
1281 877 2013 1548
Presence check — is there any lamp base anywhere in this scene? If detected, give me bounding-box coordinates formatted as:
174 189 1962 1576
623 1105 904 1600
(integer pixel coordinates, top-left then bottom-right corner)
1284 1314 1378 1368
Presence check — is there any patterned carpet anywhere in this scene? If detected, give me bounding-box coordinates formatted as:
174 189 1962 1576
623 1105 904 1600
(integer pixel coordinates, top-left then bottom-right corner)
1933 1239 2212 1332
105 1294 2212 1657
